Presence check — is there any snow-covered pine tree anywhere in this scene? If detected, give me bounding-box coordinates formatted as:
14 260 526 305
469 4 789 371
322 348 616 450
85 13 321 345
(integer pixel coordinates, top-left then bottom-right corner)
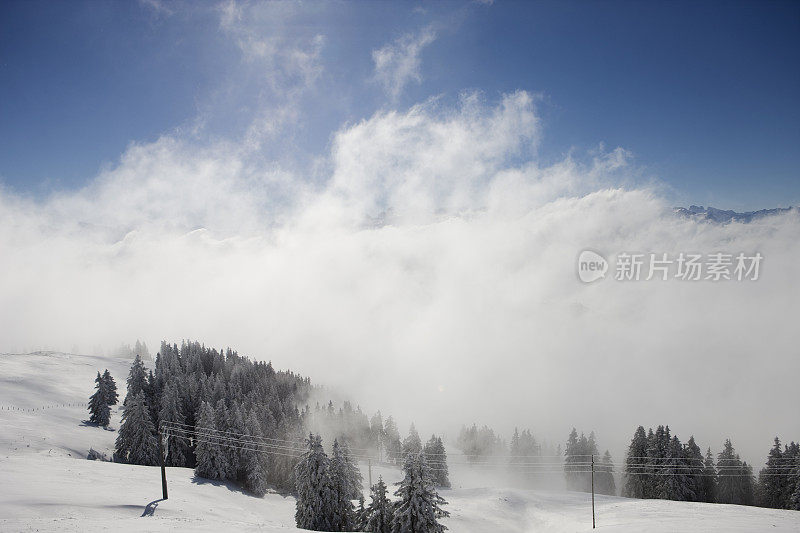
780 442 799 509
339 438 364 500
355 494 366 531
660 435 689 501
213 399 238 481
88 371 111 426
115 390 158 465
194 400 229 480
158 381 188 467
716 439 754 505
564 428 581 491
758 437 787 508
623 426 648 499
243 410 269 497
683 436 704 502
384 416 402 463
402 424 422 459
423 435 450 489
790 457 800 510
364 476 393 533
391 452 449 533
295 433 336 531
596 450 616 496
101 369 118 405
370 411 385 452
701 447 718 503
124 354 148 405
330 439 356 531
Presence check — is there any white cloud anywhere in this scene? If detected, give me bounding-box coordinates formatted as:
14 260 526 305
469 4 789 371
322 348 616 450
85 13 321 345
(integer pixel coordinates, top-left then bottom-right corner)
1 91 798 468
372 26 437 101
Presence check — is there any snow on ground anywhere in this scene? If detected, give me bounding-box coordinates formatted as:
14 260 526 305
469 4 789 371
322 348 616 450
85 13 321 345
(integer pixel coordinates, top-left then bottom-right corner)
1 351 799 532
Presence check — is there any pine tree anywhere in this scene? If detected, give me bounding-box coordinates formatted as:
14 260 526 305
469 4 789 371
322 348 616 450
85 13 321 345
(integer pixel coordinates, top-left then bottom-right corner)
564 428 580 491
339 439 364 500
158 381 188 467
758 437 786 508
660 435 689 501
88 371 111 426
124 354 148 405
384 417 402 463
330 439 356 531
716 439 754 505
402 424 422 459
596 450 616 496
623 426 648 499
243 410 269 497
781 442 800 509
357 495 366 532
701 447 718 503
295 433 336 531
364 476 393 533
391 452 449 533
423 435 450 489
115 391 158 465
102 369 118 405
683 436 704 502
194 401 229 480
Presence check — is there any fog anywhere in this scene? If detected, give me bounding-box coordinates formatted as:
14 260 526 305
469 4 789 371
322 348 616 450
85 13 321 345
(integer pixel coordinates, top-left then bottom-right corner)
2 1 799 468
2 88 797 468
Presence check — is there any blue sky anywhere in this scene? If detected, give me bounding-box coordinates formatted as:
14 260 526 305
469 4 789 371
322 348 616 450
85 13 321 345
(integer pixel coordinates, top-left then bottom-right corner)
1 0 798 210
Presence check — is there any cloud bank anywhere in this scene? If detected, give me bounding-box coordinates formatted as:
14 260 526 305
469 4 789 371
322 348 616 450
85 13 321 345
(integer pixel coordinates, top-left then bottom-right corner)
2 87 798 466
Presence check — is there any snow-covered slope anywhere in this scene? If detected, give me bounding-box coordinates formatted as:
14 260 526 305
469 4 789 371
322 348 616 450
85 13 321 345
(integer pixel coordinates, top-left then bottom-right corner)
1 351 798 532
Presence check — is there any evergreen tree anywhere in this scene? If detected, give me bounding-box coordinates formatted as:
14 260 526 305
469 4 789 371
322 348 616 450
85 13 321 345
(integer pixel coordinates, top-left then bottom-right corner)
384 416 403 463
339 439 364 500
391 452 449 533
124 354 148 405
683 436 704 502
660 435 689 501
596 450 616 496
423 435 450 489
701 447 718 503
623 426 649 499
716 439 754 505
115 391 158 465
88 371 111 426
102 369 118 405
364 476 393 533
243 410 269 497
564 428 581 491
158 381 188 467
330 439 356 531
295 433 336 531
194 401 229 480
402 424 422 459
758 437 788 508
370 411 385 451
781 442 800 509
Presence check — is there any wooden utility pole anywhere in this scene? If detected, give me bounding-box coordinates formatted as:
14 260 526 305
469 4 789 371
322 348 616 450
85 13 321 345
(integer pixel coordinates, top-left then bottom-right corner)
592 455 595 529
158 429 169 500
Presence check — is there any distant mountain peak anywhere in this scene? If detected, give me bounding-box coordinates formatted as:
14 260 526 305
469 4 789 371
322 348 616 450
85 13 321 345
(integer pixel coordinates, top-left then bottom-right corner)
674 205 796 224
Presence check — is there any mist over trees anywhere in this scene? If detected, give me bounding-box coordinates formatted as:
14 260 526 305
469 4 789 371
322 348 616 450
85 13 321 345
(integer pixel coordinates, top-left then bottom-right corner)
621 425 800 510
99 339 799 528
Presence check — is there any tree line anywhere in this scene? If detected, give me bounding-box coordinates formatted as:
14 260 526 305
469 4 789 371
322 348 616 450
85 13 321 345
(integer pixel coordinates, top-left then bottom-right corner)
621 424 800 510
295 433 449 532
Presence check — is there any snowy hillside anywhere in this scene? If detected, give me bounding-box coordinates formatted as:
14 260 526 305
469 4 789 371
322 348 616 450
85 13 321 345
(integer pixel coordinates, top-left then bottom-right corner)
1 351 798 532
